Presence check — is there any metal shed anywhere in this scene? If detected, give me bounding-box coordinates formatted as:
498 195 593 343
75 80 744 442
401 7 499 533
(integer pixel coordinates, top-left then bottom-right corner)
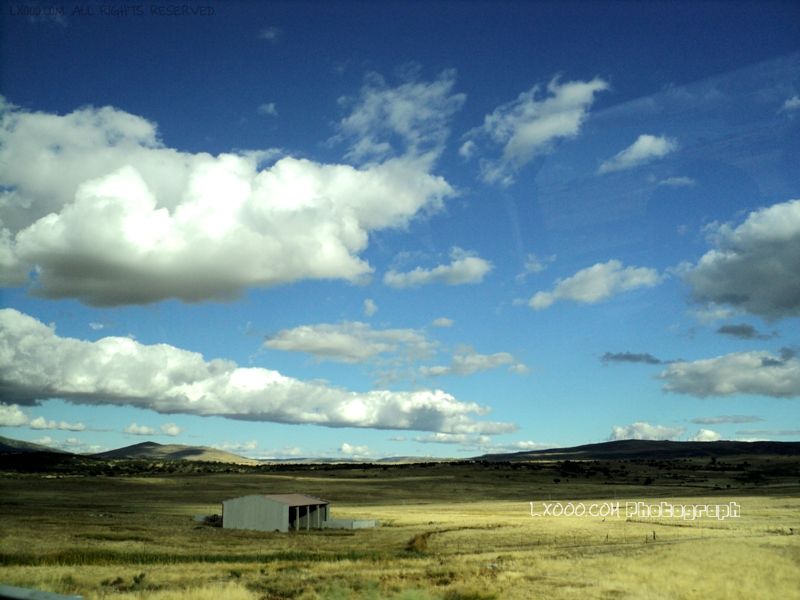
222 493 329 533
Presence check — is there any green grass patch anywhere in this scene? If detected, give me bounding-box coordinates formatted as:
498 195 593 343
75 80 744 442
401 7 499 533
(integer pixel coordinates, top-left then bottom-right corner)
0 548 389 566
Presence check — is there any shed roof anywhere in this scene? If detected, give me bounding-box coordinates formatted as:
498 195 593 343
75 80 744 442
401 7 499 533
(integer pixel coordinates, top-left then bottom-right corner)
262 493 329 506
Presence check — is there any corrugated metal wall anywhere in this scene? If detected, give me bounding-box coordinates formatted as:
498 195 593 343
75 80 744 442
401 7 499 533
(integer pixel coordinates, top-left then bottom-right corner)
222 495 289 532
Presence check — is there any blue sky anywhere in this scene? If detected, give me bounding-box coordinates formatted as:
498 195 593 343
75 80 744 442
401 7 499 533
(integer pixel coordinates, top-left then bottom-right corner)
1 1 799 459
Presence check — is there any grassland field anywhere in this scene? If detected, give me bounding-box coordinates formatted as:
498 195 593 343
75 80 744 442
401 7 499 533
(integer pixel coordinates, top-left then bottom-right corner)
1 456 798 599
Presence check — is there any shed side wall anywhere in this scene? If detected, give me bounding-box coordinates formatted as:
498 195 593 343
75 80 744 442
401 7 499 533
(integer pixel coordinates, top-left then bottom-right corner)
223 496 289 532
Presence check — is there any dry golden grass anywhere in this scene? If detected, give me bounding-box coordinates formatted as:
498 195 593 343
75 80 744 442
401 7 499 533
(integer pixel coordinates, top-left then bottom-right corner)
1 461 799 599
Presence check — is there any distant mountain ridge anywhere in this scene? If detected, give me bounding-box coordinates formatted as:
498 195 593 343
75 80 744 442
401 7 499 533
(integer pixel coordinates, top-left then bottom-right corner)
478 439 800 461
3 436 799 465
92 441 261 465
0 435 69 454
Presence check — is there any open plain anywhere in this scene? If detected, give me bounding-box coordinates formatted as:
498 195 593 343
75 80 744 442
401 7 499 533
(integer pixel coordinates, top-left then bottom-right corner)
1 454 799 599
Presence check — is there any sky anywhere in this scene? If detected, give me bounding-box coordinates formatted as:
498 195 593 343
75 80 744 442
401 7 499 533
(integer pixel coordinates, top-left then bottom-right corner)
0 0 799 459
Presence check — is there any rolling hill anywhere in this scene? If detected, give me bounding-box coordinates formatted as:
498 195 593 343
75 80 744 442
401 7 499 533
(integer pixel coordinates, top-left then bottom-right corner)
91 441 261 465
0 435 68 454
478 439 800 461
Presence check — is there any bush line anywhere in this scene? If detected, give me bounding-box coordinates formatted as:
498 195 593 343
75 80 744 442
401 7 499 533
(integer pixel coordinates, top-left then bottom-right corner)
0 548 388 566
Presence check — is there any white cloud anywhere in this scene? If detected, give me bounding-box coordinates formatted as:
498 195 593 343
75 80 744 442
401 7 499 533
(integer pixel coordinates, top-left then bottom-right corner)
29 416 85 431
0 102 454 305
124 422 155 436
0 403 28 426
523 253 552 274
501 440 550 451
420 347 528 377
431 317 454 328
258 27 281 42
415 432 491 445
690 429 721 442
598 134 678 174
0 405 84 432
682 199 800 319
337 70 465 162
32 435 104 454
690 303 738 325
0 309 513 434
529 259 661 310
516 253 555 282
610 422 684 441
458 140 476 159
275 446 302 457
363 298 378 317
339 442 370 456
160 423 182 436
265 321 434 364
658 176 696 187
468 77 609 185
660 350 800 398
781 95 800 112
413 434 549 454
213 440 258 452
257 102 278 117
89 322 105 330
384 247 492 288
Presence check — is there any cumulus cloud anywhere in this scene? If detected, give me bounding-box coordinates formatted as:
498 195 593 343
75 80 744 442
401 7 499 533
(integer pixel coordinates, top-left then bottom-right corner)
431 317 454 328
458 140 476 159
363 298 378 317
598 134 678 174
601 352 663 365
29 416 85 431
413 433 548 454
610 422 684 441
0 403 28 426
384 247 492 288
682 199 800 319
257 102 278 117
690 415 762 425
33 436 104 454
160 423 182 436
339 442 370 456
124 422 155 436
264 321 434 364
466 77 608 185
690 429 721 442
0 309 512 434
337 70 465 162
529 260 661 310
415 432 491 445
0 403 84 430
781 95 800 112
213 440 258 452
420 347 528 377
0 101 455 305
660 349 800 398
